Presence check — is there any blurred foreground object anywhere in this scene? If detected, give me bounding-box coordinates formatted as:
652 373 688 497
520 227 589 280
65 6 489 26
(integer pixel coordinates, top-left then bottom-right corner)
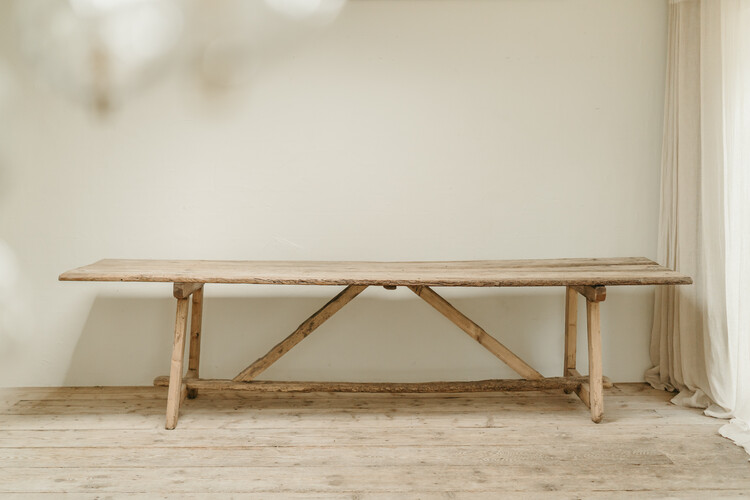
193 0 346 89
14 0 183 114
12 0 347 111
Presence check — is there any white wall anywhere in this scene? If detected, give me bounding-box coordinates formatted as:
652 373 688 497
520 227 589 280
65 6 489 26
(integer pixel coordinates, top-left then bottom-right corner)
0 0 668 387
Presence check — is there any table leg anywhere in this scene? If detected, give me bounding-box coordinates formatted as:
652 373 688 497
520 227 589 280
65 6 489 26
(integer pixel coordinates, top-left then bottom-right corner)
166 297 190 430
563 286 577 393
586 299 604 423
187 286 204 399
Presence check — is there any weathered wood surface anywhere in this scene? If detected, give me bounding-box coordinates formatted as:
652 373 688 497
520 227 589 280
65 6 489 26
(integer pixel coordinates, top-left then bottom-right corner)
0 385 748 497
587 300 604 423
173 282 203 299
153 376 607 393
186 287 204 399
59 257 693 286
233 285 367 382
1 493 746 500
564 287 577 376
187 287 204 379
570 284 607 302
568 368 591 408
563 286 577 394
165 298 189 430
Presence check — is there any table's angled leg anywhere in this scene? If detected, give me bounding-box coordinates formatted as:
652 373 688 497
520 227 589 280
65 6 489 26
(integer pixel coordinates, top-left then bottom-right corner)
563 286 577 393
234 285 368 382
166 296 190 430
586 299 604 423
186 286 204 399
408 285 543 381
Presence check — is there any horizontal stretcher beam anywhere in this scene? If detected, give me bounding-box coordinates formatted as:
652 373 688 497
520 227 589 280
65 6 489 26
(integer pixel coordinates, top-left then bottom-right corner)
154 376 613 393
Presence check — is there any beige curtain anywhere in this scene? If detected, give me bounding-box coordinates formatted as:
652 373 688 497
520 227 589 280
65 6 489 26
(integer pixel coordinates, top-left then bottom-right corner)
647 0 750 454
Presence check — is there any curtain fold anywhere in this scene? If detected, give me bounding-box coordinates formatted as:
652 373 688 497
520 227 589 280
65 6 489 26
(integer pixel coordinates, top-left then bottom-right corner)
647 0 750 455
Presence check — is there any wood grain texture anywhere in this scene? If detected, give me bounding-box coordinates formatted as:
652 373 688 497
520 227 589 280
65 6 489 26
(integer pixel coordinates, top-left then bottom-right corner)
563 286 577 393
165 297 189 429
568 368 591 408
587 300 604 423
59 257 693 287
154 376 598 393
186 287 204 399
0 385 748 497
408 285 543 380
233 285 368 382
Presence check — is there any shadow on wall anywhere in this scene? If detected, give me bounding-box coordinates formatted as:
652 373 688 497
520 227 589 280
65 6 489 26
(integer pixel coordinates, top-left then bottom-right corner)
63 290 569 387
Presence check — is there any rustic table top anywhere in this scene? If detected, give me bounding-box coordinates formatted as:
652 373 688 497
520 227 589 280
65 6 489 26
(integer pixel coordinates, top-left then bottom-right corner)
59 257 692 287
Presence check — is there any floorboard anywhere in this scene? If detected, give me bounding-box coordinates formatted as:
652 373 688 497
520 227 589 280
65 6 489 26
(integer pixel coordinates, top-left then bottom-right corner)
0 383 747 497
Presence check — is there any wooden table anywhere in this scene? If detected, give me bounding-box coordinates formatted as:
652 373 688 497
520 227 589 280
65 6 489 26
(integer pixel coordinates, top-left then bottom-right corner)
59 257 692 429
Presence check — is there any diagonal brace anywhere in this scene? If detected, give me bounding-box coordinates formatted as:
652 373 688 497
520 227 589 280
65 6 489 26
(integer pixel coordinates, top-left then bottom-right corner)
234 284 368 382
408 285 543 380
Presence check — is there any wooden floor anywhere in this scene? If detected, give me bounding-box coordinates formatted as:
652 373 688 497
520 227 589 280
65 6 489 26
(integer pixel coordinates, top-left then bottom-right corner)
0 383 747 498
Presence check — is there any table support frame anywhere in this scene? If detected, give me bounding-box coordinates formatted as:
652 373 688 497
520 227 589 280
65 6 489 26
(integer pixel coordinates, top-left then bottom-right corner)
157 283 610 429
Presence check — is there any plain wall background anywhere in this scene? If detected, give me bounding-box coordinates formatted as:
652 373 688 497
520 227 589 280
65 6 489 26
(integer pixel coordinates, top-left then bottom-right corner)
0 0 668 387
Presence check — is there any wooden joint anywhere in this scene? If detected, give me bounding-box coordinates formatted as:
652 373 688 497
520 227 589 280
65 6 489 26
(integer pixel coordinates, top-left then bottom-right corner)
566 368 613 388
570 285 606 302
173 282 204 299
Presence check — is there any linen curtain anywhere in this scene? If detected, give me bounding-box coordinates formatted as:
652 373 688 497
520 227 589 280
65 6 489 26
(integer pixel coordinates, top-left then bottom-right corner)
647 0 750 454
